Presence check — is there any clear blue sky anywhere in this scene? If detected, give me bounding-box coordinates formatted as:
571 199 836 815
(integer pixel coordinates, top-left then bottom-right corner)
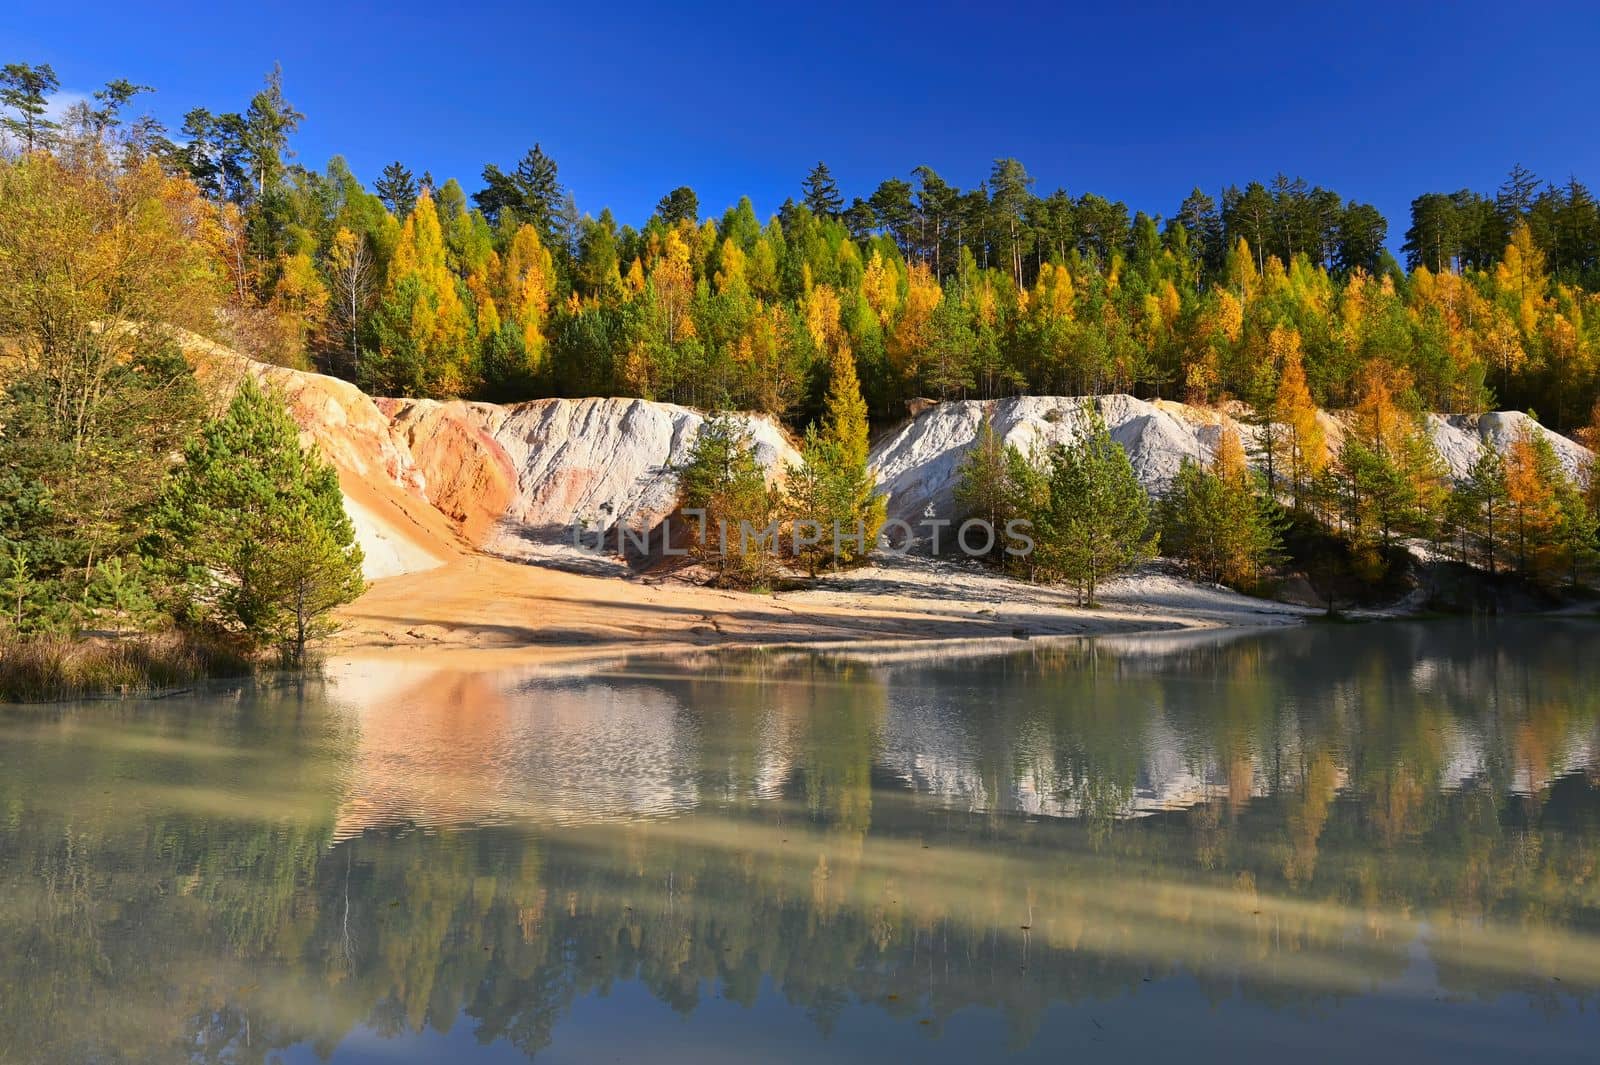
5 0 1598 242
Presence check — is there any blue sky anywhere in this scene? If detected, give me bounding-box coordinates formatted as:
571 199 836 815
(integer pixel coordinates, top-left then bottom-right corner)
5 0 1598 241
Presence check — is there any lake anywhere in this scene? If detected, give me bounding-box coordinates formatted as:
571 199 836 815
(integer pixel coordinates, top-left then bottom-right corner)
3 619 1600 1063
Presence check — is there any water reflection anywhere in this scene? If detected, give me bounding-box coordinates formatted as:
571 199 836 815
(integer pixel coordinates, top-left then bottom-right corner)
2 620 1600 1063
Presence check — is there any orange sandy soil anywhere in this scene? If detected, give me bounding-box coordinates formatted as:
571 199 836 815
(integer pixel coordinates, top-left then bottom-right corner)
328 554 1310 669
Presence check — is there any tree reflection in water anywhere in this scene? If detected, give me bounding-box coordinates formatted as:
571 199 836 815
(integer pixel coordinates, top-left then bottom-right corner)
2 619 1599 1063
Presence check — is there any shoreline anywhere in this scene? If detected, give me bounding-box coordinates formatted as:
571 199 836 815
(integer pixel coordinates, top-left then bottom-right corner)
325 553 1318 671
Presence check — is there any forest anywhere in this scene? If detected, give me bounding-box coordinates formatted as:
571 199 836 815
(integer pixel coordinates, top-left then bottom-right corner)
3 59 1600 685
6 63 1599 432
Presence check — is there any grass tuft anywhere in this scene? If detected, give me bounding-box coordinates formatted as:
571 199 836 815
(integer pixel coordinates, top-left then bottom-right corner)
0 631 255 703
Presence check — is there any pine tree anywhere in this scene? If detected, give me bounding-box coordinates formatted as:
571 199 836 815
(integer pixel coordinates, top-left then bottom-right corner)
374 161 419 216
955 411 1020 560
1453 445 1510 573
1034 407 1156 605
150 378 364 664
1160 428 1280 589
515 143 563 243
0 62 60 152
802 162 844 219
1554 483 1599 588
656 186 699 226
677 413 779 585
240 64 302 197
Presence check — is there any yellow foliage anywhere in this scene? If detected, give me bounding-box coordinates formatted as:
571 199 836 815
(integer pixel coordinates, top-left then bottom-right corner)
1271 328 1327 495
804 284 845 354
1206 290 1243 344
1504 425 1563 574
1495 222 1548 317
888 262 942 381
1349 362 1412 455
1213 425 1249 483
1032 262 1075 322
386 191 472 389
650 228 696 343
502 224 553 362
624 256 646 298
1226 237 1259 301
714 238 747 297
861 250 899 327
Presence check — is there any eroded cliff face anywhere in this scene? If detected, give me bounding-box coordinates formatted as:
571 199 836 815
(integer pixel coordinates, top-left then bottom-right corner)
184 335 1592 581
183 336 801 579
868 395 1594 527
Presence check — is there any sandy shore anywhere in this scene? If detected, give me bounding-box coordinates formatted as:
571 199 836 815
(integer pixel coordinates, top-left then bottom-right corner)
328 553 1314 669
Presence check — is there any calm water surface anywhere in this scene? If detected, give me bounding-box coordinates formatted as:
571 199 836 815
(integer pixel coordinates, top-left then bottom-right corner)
4 620 1600 1063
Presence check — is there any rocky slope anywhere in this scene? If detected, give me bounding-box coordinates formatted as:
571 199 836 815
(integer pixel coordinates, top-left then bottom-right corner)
182 335 800 579
870 395 1237 525
183 335 1591 580
869 395 1594 527
1427 411 1592 481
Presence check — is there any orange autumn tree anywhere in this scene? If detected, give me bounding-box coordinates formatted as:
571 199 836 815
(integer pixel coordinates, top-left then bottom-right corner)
1502 423 1595 585
1504 424 1565 579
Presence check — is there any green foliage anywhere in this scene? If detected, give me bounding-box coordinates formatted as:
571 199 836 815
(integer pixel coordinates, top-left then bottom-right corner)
1450 446 1511 574
676 413 782 586
954 412 1029 563
1029 409 1157 605
149 378 365 663
0 61 59 151
1160 459 1282 590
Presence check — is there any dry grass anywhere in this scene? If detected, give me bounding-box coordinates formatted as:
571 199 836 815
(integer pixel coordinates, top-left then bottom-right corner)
0 631 255 703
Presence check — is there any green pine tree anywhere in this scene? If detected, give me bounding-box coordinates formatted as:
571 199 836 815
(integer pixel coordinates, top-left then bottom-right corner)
677 413 780 585
1452 445 1510 574
954 411 1023 562
1160 458 1281 589
1034 408 1157 605
801 161 844 219
149 378 365 664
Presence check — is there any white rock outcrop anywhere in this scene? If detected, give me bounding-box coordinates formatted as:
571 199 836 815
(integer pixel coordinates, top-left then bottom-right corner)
188 328 1592 577
870 396 1595 529
869 395 1238 524
477 397 799 559
1427 411 1593 482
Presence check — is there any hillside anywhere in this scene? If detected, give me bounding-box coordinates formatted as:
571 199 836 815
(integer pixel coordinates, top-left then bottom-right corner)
183 334 801 580
183 336 1594 580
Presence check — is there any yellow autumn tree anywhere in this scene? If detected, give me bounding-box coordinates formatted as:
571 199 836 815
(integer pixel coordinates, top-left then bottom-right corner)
649 228 696 344
1214 424 1250 483
1504 425 1564 577
1268 327 1327 508
731 302 803 416
887 261 942 388
1495 222 1549 335
804 283 846 358
713 238 748 298
371 190 473 396
861 250 900 327
501 223 554 366
267 249 329 368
